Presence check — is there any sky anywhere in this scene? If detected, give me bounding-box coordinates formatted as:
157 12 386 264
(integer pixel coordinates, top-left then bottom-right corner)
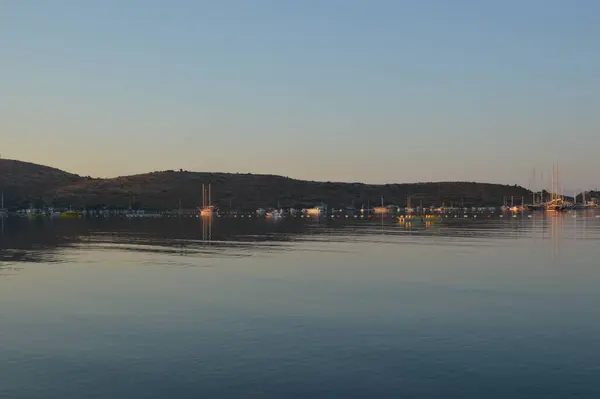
1 0 599 190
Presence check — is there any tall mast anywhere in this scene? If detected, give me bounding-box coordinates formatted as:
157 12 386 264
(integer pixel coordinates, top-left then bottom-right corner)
551 164 555 201
540 170 544 202
557 162 560 200
202 184 206 208
208 184 211 206
532 168 536 204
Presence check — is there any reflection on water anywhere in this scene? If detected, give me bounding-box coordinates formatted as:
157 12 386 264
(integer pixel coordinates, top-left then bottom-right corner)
1 211 599 268
202 215 212 244
2 211 600 398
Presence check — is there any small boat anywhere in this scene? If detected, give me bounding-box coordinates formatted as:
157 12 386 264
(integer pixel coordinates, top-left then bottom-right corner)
305 205 327 217
200 206 217 217
61 210 81 218
266 209 286 219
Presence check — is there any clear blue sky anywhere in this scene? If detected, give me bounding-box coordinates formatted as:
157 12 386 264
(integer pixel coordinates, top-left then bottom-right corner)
1 0 599 191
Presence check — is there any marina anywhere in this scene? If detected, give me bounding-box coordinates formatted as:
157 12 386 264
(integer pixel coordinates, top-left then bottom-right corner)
2 163 595 221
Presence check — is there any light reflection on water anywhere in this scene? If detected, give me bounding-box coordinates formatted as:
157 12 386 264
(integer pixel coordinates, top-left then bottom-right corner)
1 211 599 262
1 211 600 398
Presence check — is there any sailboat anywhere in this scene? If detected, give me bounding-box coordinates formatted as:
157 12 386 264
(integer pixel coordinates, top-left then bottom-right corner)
401 196 420 221
527 168 546 211
545 163 569 212
509 196 526 212
400 196 440 223
200 184 217 217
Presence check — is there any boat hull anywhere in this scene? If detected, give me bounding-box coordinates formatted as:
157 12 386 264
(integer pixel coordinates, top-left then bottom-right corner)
61 212 81 218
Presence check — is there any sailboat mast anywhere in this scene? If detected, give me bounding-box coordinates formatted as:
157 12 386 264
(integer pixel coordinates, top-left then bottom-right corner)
540 170 544 202
557 162 560 200
202 184 206 208
209 184 211 206
553 165 555 201
533 168 536 203
551 164 555 201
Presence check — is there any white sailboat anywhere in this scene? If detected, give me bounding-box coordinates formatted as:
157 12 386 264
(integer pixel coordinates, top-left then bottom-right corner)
200 184 217 217
546 163 570 211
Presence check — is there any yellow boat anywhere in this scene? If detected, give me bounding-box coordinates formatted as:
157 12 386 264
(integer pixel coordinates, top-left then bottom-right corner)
61 211 81 218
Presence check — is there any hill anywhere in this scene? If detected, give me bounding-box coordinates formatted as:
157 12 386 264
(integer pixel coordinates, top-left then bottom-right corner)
576 191 600 203
0 159 533 210
0 159 83 208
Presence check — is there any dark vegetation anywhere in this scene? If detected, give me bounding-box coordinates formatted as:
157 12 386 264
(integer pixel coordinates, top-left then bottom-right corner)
1 159 535 210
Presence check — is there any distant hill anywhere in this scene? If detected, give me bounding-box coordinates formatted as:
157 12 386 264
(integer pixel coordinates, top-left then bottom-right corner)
576 191 600 203
0 159 83 208
0 159 535 210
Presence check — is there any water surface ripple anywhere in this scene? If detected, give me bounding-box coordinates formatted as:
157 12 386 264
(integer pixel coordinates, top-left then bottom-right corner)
1 212 599 398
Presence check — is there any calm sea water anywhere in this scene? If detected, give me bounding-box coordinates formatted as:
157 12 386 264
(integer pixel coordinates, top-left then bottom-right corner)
1 212 600 398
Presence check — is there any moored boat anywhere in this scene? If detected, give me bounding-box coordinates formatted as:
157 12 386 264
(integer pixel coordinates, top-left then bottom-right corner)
61 210 81 218
399 214 441 223
545 198 570 212
199 183 217 217
200 206 217 217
